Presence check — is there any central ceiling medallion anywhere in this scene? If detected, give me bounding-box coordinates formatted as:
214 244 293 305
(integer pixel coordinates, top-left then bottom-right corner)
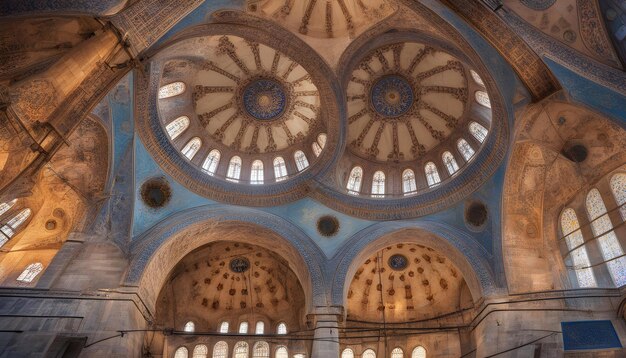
370 75 415 117
229 257 250 273
388 254 409 271
242 79 287 120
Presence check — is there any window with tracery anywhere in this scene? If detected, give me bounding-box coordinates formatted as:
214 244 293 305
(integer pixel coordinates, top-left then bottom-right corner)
275 347 288 358
212 341 228 358
166 116 190 140
469 121 488 143
391 347 404 358
470 70 485 87
0 199 16 218
317 133 327 149
16 262 43 283
193 345 208 358
239 321 249 334
219 321 229 333
347 167 363 194
184 321 195 333
250 161 264 185
227 156 242 182
341 348 354 358
402 169 417 195
252 341 269 358
424 162 441 188
362 349 376 358
560 208 597 288
182 137 201 160
457 139 475 161
255 321 264 335
371 171 385 198
586 189 626 287
442 151 459 175
277 322 287 335
312 142 322 157
233 342 249 358
294 151 309 171
411 346 426 358
475 90 491 108
273 157 288 181
202 150 221 175
159 81 186 99
1 208 31 246
611 173 626 220
174 347 188 358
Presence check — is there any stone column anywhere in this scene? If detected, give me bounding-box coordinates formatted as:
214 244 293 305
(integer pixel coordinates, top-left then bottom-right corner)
309 306 342 358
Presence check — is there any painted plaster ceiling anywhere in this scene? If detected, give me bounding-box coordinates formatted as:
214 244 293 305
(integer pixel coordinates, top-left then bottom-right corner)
346 42 470 162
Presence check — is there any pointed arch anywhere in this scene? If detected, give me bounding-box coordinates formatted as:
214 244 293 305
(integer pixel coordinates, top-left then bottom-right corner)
362 349 376 358
183 321 195 332
181 137 201 160
391 347 404 358
166 116 190 140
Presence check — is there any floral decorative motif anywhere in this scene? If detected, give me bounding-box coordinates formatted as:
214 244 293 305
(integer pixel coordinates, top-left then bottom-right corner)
242 79 287 120
370 75 414 117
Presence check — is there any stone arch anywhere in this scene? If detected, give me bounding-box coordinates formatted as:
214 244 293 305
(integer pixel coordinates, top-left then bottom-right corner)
126 205 327 313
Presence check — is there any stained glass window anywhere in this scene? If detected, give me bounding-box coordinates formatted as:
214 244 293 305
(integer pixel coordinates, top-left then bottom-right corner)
442 151 459 175
219 321 229 333
193 345 208 358
159 81 186 99
273 157 288 181
424 162 441 188
611 173 626 220
470 70 485 87
255 321 264 335
166 116 190 140
402 169 417 195
1 208 31 245
341 348 354 358
275 347 288 358
391 348 404 358
411 346 426 358
560 208 596 288
277 322 287 335
181 137 201 160
202 150 221 175
347 167 363 194
475 90 491 108
16 262 43 283
362 349 376 358
469 121 488 143
586 189 626 287
213 342 228 358
233 342 249 358
317 133 327 148
0 199 16 218
457 139 475 161
371 171 385 198
294 151 309 171
312 142 322 157
227 156 242 182
250 161 264 185
175 347 189 358
252 342 269 358
184 321 195 332
239 321 249 334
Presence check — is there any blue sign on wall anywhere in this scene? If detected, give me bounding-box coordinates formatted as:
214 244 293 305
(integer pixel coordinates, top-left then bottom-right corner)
561 320 622 351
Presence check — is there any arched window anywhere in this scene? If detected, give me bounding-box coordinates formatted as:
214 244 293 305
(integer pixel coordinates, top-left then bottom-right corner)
193 345 208 358
362 349 376 358
252 341 269 358
277 322 287 335
16 263 43 283
341 348 354 358
166 116 190 140
317 133 327 148
239 321 249 334
255 321 265 334
233 342 249 358
457 139 475 161
159 81 186 99
371 171 385 198
391 347 404 358
586 189 626 287
560 208 596 288
0 199 17 218
475 90 491 108
202 150 221 175
424 162 441 188
250 160 264 185
275 347 288 358
411 346 426 358
219 321 229 333
293 355 305 358
611 173 626 220
182 137 201 160
347 167 363 194
312 142 322 157
227 156 242 182
212 341 228 358
174 347 188 358
442 151 460 175
1 208 32 246
294 150 309 171
402 169 417 195
183 321 195 333
273 157 288 182
469 121 488 143
470 70 485 87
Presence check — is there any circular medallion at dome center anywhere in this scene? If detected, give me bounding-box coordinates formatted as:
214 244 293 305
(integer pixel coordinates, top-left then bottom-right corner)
370 75 414 117
242 79 287 120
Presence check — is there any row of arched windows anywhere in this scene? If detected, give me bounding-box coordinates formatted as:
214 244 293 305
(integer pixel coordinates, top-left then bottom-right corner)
346 122 487 196
341 346 426 358
174 342 301 358
183 321 287 335
560 173 626 288
0 199 31 247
